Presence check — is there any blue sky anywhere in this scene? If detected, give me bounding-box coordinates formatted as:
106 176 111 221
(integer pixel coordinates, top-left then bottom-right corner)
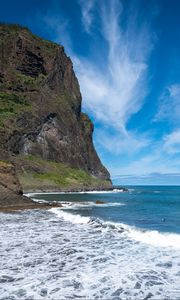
1 0 180 185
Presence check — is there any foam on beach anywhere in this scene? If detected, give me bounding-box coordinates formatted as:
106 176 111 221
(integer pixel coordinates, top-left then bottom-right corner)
50 207 180 249
1 207 180 299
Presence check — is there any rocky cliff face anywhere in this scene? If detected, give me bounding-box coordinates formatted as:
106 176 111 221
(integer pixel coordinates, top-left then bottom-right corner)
0 159 63 209
0 159 34 208
0 24 112 193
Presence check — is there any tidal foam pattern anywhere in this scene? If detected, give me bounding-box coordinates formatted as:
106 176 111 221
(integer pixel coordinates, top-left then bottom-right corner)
0 209 180 299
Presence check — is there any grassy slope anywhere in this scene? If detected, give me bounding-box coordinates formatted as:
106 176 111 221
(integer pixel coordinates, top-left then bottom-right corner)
17 155 110 192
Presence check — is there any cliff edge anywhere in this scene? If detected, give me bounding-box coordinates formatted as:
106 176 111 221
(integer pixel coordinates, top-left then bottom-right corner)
0 23 112 202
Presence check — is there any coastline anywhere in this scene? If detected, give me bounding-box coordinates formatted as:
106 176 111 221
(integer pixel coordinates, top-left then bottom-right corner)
0 185 128 213
23 186 128 195
0 194 62 213
1 186 180 299
0 202 62 213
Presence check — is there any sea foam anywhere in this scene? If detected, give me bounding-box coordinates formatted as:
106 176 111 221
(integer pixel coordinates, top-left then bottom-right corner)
50 207 91 224
1 207 180 299
50 207 180 249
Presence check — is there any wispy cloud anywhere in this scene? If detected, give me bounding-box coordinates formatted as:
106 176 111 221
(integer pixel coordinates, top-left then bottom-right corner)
108 137 180 180
153 83 180 123
76 0 152 130
153 84 180 156
79 0 95 33
74 0 154 154
94 128 149 155
163 130 180 154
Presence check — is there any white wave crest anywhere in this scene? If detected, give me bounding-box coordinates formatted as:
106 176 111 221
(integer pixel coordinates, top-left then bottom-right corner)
50 207 180 249
82 189 125 194
127 227 180 249
31 198 49 203
50 208 90 224
61 201 125 210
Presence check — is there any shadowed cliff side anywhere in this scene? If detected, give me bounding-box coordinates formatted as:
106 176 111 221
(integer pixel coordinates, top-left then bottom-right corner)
0 23 112 199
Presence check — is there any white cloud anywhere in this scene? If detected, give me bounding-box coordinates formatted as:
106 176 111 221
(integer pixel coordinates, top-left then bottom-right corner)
107 133 180 178
169 84 180 97
94 128 150 155
110 151 179 177
153 83 180 123
74 0 153 154
163 130 180 154
79 0 95 33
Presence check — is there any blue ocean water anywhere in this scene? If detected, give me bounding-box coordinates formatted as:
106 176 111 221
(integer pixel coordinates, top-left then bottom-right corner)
1 186 180 299
33 185 180 234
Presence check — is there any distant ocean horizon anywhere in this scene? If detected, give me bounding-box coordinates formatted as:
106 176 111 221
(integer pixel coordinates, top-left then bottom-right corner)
1 185 180 299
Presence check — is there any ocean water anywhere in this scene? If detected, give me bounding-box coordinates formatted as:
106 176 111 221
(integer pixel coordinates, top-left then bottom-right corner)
0 186 180 299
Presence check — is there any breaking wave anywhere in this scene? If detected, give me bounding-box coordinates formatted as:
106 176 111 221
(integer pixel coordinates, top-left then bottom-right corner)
50 207 180 249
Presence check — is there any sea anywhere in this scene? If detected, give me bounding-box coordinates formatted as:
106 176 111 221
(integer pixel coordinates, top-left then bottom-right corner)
0 186 180 299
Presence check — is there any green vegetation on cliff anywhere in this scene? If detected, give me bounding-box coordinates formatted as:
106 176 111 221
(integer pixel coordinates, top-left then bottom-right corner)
0 92 30 126
17 155 110 192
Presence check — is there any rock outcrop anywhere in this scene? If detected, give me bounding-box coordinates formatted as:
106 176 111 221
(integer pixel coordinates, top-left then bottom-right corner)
0 160 41 209
0 23 112 200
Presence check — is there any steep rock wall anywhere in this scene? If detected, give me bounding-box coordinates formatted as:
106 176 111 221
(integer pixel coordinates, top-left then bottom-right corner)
0 24 112 191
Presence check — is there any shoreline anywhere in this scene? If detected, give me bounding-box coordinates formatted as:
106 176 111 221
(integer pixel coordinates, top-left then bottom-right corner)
0 193 62 213
24 186 128 195
0 186 128 213
0 202 62 213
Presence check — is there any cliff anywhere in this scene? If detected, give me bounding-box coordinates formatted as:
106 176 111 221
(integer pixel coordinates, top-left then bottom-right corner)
0 158 56 210
0 23 112 203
